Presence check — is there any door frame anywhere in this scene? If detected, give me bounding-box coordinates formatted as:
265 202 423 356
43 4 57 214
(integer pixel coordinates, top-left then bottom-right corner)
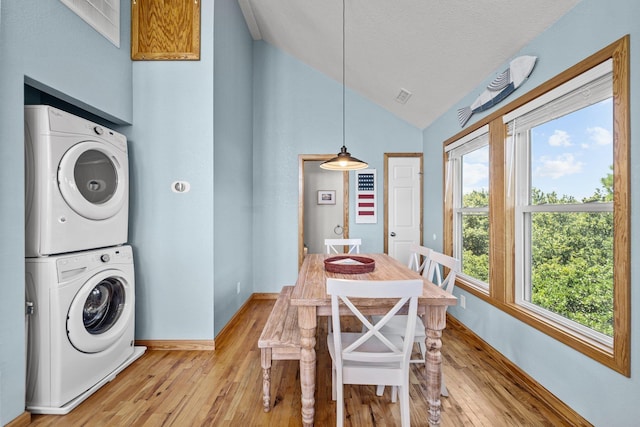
298 154 350 269
383 152 424 255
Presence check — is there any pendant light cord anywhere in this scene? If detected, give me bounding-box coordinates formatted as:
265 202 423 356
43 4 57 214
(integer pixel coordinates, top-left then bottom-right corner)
342 0 346 150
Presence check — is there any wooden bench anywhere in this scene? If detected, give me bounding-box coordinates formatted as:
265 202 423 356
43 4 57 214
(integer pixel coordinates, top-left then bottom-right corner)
257 285 301 412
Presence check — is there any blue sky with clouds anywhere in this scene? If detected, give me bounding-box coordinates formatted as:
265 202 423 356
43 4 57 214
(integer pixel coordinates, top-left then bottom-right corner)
461 98 612 201
531 98 612 200
461 145 489 198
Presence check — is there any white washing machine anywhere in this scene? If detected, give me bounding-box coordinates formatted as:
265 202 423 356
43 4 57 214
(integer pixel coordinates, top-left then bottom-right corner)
25 245 145 414
25 105 129 257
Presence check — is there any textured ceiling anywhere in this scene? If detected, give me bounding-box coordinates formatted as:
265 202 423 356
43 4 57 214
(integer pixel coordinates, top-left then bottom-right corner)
238 0 582 129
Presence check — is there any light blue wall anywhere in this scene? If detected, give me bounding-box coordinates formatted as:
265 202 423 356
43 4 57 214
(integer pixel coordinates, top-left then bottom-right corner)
213 0 254 336
424 0 640 425
0 1 132 424
125 2 215 340
252 41 423 292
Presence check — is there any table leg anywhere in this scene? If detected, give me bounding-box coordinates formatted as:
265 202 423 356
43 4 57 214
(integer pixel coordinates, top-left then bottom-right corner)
260 348 272 412
425 305 447 426
298 306 317 426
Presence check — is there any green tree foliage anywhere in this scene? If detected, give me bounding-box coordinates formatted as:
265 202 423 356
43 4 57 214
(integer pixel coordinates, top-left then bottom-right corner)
462 214 489 282
601 165 614 200
461 189 490 282
461 174 614 337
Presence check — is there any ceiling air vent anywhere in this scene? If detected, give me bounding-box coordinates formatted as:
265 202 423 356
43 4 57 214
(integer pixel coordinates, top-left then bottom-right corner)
395 88 412 104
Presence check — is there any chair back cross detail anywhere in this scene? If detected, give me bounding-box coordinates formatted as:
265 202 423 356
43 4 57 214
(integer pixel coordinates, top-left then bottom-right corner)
425 250 460 294
331 282 418 362
407 243 432 275
324 238 362 255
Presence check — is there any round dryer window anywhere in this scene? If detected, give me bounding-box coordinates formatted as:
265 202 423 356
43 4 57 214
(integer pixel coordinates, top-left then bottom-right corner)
67 270 134 354
75 150 117 205
58 140 127 220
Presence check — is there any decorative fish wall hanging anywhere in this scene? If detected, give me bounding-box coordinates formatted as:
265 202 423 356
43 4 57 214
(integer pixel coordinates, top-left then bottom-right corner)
457 55 537 127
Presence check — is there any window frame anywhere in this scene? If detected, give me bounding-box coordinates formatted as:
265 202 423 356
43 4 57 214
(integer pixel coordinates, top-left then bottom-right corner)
443 36 630 375
447 126 491 292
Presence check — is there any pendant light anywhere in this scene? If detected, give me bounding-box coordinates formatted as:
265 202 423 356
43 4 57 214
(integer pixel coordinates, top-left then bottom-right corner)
320 0 368 171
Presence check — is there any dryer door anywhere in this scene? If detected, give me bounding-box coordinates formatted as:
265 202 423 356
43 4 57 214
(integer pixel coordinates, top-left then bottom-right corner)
58 141 127 220
67 270 134 354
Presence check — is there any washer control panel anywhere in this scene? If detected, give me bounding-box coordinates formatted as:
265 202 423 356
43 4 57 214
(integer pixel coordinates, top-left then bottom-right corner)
56 245 133 282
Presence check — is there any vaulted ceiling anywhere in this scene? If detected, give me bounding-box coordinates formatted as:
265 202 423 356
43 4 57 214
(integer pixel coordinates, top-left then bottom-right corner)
238 0 582 129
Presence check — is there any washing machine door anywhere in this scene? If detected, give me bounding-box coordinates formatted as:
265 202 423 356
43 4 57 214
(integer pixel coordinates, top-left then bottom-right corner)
58 140 127 220
67 270 134 354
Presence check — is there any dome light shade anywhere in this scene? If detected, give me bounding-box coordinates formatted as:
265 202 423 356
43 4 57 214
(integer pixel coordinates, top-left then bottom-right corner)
320 146 368 170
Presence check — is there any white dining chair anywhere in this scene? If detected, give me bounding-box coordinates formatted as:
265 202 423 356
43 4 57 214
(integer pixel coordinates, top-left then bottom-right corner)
323 238 363 333
326 278 422 427
324 238 362 255
374 249 460 396
399 243 433 363
407 243 432 276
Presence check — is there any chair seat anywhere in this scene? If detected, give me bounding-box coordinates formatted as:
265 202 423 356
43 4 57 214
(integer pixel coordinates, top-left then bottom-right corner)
372 315 426 338
328 332 406 403
327 332 405 376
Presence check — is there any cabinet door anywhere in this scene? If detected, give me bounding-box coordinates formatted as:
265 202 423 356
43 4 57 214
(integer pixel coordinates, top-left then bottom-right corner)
131 0 200 60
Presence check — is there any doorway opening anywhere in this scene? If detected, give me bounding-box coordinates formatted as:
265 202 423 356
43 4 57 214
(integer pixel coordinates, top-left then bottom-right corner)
298 155 350 269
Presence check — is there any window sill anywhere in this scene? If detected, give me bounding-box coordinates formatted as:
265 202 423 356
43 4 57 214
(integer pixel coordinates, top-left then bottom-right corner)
456 279 626 375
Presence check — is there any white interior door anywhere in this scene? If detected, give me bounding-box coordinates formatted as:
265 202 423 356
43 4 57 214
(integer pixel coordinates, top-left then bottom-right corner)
387 155 422 263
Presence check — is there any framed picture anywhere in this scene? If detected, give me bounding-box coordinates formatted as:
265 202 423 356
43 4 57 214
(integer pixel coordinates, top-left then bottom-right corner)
317 190 336 205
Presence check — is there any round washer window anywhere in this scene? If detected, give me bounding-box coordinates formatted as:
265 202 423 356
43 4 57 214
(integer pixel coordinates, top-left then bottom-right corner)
83 277 125 335
74 149 117 205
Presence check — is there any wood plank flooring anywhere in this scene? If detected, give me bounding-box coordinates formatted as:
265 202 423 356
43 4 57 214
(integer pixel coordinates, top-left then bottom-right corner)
30 298 576 426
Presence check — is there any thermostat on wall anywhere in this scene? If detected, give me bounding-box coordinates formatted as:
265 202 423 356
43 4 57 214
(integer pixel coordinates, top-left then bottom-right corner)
355 169 376 224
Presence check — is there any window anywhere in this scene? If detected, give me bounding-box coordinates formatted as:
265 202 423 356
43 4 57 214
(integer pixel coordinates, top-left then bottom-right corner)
443 36 629 375
507 60 614 345
446 126 490 291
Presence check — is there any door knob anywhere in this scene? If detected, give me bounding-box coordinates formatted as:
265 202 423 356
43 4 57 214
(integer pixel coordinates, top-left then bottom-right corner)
390 232 396 237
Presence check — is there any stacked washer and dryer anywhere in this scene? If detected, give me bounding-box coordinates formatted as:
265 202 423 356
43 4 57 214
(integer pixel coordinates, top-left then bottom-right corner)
24 105 145 415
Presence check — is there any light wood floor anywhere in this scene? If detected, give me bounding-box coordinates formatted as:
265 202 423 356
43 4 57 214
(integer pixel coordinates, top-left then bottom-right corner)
30 298 574 426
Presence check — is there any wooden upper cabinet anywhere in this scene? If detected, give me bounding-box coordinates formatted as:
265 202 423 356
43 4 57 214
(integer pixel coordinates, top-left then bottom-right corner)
131 0 200 60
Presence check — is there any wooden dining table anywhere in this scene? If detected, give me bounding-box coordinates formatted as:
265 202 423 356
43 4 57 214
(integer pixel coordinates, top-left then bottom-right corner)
290 253 457 426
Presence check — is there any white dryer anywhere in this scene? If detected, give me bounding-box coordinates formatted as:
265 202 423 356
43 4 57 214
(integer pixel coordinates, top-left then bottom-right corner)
25 105 129 257
25 245 145 414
